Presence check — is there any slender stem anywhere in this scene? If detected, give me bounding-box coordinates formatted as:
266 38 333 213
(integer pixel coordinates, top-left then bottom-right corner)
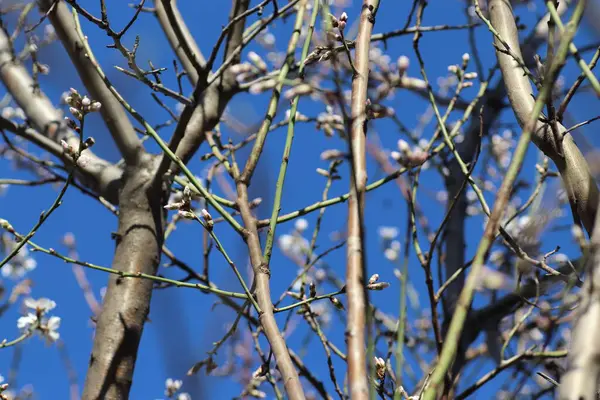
263 0 320 263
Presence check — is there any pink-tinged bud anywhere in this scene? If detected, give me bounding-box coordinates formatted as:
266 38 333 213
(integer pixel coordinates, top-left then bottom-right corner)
248 51 267 72
178 210 195 219
200 208 214 229
316 168 330 177
367 281 390 291
320 149 345 161
397 55 409 75
89 101 102 112
200 208 212 221
230 63 253 75
368 274 379 285
183 185 192 200
81 96 91 107
407 148 428 166
397 139 410 153
250 197 263 207
164 202 184 210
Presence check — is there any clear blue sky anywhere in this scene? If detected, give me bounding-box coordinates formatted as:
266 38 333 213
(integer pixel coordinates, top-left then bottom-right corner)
1 0 599 398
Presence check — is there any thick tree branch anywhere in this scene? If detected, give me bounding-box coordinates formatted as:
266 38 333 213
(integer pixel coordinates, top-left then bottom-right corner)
490 0 598 233
347 1 379 398
41 0 143 166
154 0 205 85
560 197 600 399
0 27 121 203
163 0 249 174
82 155 165 400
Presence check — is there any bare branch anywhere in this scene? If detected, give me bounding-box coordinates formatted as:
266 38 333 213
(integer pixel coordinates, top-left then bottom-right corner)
41 0 143 166
347 1 380 398
489 0 598 233
154 0 205 85
560 194 600 398
0 27 121 204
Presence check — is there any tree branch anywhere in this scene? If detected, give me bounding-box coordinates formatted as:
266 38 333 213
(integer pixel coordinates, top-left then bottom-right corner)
489 0 598 234
347 1 379 398
41 0 143 166
0 27 121 204
81 155 165 400
154 0 205 85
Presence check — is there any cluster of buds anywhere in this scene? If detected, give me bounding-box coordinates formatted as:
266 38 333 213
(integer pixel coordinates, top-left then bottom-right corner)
60 137 95 165
390 139 429 167
329 11 348 31
367 273 390 291
446 53 477 87
164 185 193 218
64 88 101 120
374 356 386 380
316 106 344 137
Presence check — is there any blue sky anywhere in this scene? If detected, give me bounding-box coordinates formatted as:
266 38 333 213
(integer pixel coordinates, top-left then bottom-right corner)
1 0 599 398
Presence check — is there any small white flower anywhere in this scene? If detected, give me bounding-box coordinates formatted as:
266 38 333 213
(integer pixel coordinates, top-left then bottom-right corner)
397 55 409 73
17 313 37 330
165 378 183 397
397 139 410 153
24 298 56 313
294 218 308 232
41 316 61 342
89 101 102 112
384 248 398 261
378 226 398 240
177 393 192 400
278 234 309 258
17 312 61 343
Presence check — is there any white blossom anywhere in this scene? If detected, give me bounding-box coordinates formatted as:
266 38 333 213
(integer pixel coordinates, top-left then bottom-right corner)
294 218 308 232
165 378 183 397
378 226 398 240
